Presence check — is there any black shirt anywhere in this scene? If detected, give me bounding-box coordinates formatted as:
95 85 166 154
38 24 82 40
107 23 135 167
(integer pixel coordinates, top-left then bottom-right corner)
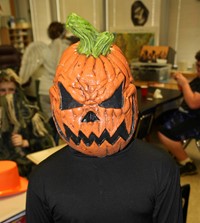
26 139 183 223
180 76 200 113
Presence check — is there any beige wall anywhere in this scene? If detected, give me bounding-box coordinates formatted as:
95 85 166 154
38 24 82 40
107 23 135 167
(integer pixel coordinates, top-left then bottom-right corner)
57 0 105 31
2 0 200 68
106 0 200 68
53 0 200 67
107 0 161 31
29 0 52 44
167 0 200 68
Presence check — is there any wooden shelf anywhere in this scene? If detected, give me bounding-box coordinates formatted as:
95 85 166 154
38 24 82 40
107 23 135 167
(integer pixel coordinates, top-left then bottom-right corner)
0 27 33 53
9 27 32 53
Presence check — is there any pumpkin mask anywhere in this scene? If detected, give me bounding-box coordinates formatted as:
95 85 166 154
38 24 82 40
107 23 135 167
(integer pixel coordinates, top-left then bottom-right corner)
49 13 138 157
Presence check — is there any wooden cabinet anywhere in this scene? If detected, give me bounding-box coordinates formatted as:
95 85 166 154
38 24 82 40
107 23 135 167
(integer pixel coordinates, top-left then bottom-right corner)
8 27 33 53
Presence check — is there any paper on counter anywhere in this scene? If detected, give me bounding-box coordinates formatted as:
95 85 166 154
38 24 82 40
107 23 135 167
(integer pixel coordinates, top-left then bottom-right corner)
153 89 163 99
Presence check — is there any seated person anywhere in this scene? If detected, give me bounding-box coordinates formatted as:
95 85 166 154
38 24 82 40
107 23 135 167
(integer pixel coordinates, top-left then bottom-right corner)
157 50 200 176
0 68 56 177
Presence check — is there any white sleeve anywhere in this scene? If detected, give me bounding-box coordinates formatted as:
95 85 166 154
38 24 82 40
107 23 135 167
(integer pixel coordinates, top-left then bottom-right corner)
19 41 48 84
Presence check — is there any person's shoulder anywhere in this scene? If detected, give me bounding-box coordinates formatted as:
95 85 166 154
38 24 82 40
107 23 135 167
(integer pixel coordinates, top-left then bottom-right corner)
129 139 175 164
21 41 48 64
25 41 47 52
63 38 72 45
29 145 68 176
50 38 69 51
51 38 68 45
129 139 179 177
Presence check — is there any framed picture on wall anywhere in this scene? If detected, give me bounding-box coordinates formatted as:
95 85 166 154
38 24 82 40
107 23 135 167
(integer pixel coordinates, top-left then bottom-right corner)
113 31 157 63
105 0 161 31
106 0 160 63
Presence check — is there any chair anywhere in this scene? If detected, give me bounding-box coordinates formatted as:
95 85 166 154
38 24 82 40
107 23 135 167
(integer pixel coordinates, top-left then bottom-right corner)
35 80 60 145
35 79 42 110
48 117 60 146
196 139 200 151
134 113 154 139
0 44 22 73
183 138 200 152
181 184 190 223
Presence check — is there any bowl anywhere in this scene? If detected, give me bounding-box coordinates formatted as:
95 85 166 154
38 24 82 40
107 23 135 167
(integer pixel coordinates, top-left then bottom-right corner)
156 59 167 64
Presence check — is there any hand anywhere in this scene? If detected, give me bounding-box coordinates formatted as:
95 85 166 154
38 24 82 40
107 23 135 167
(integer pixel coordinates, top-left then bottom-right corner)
11 134 29 148
172 72 188 87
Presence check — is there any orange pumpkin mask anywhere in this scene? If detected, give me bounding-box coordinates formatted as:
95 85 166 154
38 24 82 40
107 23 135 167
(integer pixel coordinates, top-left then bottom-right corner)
50 13 138 157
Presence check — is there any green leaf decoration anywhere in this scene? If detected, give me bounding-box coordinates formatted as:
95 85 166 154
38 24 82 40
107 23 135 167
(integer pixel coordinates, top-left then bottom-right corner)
66 13 115 58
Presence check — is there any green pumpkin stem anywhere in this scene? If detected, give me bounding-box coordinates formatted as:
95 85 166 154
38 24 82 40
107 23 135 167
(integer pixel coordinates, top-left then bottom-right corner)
66 13 114 58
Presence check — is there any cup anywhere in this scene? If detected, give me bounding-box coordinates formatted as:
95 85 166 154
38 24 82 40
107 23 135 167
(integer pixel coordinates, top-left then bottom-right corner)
141 85 148 97
178 85 182 92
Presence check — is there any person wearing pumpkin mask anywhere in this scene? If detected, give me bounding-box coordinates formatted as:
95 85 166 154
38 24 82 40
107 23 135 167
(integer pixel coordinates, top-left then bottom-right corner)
0 68 55 177
26 13 183 222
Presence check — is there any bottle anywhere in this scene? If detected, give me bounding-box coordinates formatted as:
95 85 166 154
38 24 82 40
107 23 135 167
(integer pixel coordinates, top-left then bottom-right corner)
10 16 16 28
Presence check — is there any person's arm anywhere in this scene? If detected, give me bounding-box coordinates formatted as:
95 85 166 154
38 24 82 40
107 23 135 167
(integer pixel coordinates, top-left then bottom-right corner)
11 133 29 148
26 184 54 223
153 156 183 222
20 122 55 153
173 72 200 109
19 42 46 84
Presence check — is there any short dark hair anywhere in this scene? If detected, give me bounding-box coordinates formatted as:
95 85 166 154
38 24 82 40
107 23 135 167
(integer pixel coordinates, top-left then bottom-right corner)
195 50 200 61
47 22 65 40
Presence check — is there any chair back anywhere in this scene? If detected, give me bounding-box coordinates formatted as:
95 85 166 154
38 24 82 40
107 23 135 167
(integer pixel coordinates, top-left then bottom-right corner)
134 113 154 139
183 139 200 152
35 79 42 110
181 184 190 223
195 139 200 152
0 45 22 73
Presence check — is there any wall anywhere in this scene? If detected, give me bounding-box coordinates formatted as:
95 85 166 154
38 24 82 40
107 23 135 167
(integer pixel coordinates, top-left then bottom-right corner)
29 0 105 43
0 0 11 44
2 0 200 68
13 0 31 23
57 0 105 31
29 0 52 44
167 0 200 68
106 0 161 32
106 0 200 68
0 0 11 16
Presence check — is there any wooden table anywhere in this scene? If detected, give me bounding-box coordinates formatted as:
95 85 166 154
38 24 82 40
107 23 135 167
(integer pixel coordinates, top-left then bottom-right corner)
0 192 26 223
27 144 66 165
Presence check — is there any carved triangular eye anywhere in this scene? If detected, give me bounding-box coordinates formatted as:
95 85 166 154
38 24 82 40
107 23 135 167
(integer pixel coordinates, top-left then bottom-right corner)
99 83 123 108
58 82 83 110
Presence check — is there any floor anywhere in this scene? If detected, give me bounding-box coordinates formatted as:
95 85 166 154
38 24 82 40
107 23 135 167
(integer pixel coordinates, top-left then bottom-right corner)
148 128 200 223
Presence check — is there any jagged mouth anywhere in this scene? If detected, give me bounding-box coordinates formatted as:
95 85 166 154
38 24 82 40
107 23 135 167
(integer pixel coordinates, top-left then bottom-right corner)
55 119 133 147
